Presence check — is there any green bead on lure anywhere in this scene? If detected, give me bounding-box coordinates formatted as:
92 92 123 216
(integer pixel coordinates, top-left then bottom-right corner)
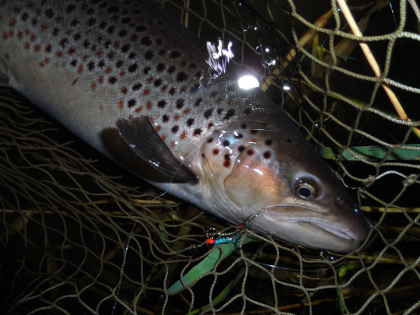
0 0 368 252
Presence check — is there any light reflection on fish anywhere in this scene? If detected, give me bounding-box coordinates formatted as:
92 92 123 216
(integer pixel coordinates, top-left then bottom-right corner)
0 0 368 252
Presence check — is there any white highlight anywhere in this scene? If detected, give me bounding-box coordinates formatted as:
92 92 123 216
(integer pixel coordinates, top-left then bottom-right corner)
206 40 234 77
237 74 260 90
282 84 291 91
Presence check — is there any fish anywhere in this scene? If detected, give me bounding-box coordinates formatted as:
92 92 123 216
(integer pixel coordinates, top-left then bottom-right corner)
0 0 368 252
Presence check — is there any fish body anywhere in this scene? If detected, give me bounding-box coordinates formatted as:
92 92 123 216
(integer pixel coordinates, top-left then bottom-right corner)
0 0 368 252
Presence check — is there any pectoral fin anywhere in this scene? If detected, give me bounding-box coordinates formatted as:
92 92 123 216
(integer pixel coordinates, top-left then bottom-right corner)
101 116 198 184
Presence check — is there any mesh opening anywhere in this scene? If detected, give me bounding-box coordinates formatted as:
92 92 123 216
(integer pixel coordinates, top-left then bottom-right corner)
1 0 419 314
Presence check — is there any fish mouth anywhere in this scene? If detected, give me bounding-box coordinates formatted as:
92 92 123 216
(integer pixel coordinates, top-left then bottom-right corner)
257 203 368 251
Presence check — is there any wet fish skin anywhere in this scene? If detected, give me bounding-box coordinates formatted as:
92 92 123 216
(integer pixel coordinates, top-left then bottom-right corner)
0 0 368 252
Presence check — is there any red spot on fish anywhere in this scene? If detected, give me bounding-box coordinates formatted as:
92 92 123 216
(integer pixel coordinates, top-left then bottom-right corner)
246 149 254 156
39 61 45 67
143 89 150 95
146 101 152 110
121 87 128 94
56 51 63 57
9 18 16 26
155 125 161 132
105 67 112 74
68 47 76 55
223 160 231 168
44 57 50 65
34 44 41 52
180 131 187 140
30 34 36 42
117 100 124 109
160 134 167 141
98 76 104 84
135 106 143 113
174 114 180 121
77 64 84 74
96 51 104 57
183 108 191 115
119 71 125 77
146 77 153 83
213 148 219 155
40 24 48 31
90 82 97 90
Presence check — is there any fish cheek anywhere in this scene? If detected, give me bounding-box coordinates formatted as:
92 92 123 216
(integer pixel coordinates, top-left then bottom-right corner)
223 154 287 209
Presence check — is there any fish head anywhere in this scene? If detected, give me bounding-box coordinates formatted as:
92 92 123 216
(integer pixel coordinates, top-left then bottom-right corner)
200 92 369 253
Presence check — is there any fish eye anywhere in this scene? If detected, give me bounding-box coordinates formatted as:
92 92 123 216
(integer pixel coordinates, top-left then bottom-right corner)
295 180 317 200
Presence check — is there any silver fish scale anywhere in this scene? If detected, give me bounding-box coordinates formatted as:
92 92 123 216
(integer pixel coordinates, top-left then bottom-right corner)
0 0 260 164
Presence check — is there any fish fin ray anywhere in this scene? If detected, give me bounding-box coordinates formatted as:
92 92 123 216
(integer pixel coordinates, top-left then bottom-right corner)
102 116 198 184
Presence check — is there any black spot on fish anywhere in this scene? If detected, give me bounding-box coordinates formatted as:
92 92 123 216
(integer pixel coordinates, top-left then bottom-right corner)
265 139 272 146
73 33 81 41
44 8 54 19
171 126 179 134
250 129 258 134
129 52 137 59
121 44 130 53
186 118 194 127
154 79 162 87
204 108 213 119
194 98 202 107
109 77 117 84
222 140 230 147
116 60 124 68
217 108 224 115
87 61 95 71
207 138 213 143
119 30 128 37
176 72 188 82
193 128 202 136
21 12 29 21
246 149 254 156
168 66 175 74
157 63 165 72
143 66 151 74
107 25 115 34
170 51 181 59
162 115 169 122
127 99 136 107
263 151 271 159
136 25 147 32
158 100 167 108
169 88 176 95
128 63 137 72
238 145 245 152
132 83 142 91
66 4 76 14
234 133 243 139
176 99 185 109
145 51 154 60
87 18 96 26
141 36 152 46
70 19 79 27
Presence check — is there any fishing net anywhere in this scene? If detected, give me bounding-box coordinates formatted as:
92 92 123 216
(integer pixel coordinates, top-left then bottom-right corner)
1 0 419 314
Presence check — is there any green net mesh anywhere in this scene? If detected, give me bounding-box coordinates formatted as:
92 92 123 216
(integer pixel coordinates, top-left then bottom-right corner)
1 0 419 314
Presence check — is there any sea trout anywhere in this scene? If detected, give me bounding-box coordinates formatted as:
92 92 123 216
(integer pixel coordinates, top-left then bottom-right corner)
0 0 368 252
